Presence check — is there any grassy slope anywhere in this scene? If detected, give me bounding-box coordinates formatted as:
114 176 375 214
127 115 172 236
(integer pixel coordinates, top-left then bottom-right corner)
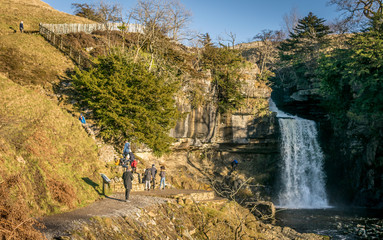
0 1 113 238
0 74 107 215
0 0 94 86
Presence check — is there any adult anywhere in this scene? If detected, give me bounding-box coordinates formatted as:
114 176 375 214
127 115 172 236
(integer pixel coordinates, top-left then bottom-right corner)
159 166 166 190
122 166 133 202
151 164 157 190
79 113 86 124
122 140 130 159
143 167 151 191
231 159 238 171
19 21 24 33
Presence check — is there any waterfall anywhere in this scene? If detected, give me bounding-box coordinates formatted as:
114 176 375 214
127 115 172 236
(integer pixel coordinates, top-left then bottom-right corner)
270 100 329 209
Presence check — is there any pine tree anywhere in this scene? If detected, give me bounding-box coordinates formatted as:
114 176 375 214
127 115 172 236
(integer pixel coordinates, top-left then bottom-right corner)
276 12 331 89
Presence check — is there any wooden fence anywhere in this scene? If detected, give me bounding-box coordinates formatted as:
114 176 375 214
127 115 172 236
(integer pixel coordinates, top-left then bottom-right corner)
39 25 95 69
39 23 144 35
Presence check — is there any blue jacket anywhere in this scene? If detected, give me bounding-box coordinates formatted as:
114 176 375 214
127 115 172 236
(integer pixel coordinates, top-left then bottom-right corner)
123 142 130 154
79 115 86 124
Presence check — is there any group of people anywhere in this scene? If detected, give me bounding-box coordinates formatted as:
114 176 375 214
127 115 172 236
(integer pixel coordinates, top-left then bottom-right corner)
143 164 166 191
120 140 166 202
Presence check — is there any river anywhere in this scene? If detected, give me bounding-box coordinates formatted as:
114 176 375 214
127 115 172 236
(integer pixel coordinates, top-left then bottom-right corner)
275 208 383 239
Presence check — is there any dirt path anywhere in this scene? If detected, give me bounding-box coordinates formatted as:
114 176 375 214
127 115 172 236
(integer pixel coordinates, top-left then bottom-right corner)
39 189 216 239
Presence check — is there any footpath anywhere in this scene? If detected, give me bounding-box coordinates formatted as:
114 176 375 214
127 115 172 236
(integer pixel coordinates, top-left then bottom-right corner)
39 188 223 239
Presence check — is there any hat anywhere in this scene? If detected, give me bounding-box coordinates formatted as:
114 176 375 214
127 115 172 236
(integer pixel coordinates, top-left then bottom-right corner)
152 164 155 167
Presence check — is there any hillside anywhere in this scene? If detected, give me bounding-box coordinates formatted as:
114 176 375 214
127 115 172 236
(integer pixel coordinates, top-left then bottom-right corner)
0 1 114 238
0 0 94 87
0 73 115 238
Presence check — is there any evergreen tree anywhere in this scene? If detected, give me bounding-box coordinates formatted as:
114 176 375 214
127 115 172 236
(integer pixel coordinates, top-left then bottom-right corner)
200 35 245 114
276 12 331 89
72 54 180 156
318 25 383 133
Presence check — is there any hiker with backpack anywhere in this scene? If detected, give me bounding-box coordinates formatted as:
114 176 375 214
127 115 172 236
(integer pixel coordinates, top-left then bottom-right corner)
159 166 166 190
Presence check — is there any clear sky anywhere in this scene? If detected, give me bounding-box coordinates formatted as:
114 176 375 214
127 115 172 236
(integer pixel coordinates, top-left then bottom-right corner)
42 0 340 44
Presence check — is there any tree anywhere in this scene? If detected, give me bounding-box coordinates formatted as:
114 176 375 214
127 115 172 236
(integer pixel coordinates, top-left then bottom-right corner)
71 3 103 22
282 7 300 36
276 12 331 89
165 0 192 41
253 29 283 79
329 0 383 20
200 35 245 114
129 0 191 68
329 0 383 30
318 26 383 132
72 54 180 155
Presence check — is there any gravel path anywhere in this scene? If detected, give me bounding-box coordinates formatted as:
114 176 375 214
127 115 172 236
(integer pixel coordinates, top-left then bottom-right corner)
38 193 166 239
38 189 216 239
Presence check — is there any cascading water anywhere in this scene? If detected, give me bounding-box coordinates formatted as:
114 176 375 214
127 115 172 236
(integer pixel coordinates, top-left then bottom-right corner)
270 100 329 209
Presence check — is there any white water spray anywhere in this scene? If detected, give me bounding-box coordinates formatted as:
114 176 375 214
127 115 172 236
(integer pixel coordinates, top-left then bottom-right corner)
270 100 329 209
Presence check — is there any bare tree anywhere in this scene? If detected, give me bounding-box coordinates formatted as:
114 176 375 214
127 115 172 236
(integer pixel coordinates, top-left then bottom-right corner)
130 0 167 68
329 0 383 20
129 0 191 70
253 29 283 77
165 0 192 41
282 7 299 36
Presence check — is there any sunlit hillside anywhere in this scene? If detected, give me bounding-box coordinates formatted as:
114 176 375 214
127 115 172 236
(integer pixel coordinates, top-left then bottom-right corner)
0 0 95 86
0 0 93 34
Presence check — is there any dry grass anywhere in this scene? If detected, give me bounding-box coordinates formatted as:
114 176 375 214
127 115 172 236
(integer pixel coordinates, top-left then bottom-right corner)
0 0 94 34
0 174 47 240
0 0 95 87
0 33 75 86
0 75 110 220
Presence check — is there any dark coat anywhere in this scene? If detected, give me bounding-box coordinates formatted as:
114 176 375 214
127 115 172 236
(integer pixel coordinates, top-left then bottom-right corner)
151 167 157 178
159 170 166 178
122 170 133 189
144 168 151 181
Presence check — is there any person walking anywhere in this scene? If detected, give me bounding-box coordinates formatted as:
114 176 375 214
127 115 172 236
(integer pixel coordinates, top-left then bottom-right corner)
144 167 151 191
19 21 24 33
122 140 130 159
122 166 133 202
151 164 157 190
159 166 166 190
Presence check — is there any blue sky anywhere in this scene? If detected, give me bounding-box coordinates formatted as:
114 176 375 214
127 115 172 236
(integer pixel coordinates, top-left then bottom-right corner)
43 0 340 44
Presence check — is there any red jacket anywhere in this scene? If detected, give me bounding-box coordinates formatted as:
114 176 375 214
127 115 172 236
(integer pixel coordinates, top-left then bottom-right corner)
131 159 137 168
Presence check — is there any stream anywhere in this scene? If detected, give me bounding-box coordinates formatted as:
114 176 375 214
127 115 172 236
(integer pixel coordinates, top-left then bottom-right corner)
275 207 383 239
